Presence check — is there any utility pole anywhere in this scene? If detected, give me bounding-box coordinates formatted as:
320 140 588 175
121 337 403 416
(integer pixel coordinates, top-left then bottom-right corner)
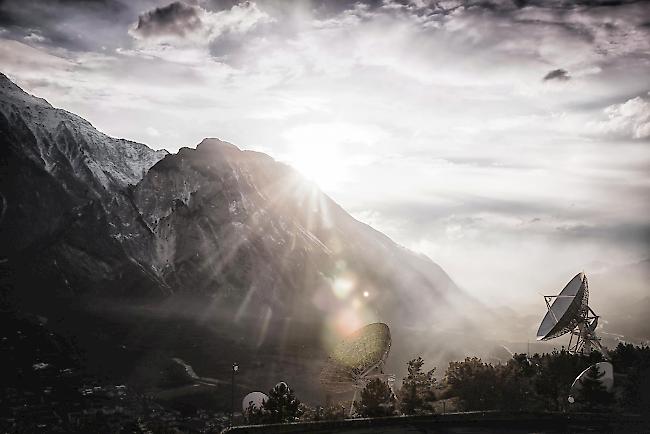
231 362 239 427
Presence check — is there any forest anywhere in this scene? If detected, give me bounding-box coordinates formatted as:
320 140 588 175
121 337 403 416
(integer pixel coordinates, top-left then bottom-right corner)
244 343 650 424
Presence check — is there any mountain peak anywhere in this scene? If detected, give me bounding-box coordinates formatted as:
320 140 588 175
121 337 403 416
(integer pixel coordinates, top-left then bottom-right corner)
196 137 241 153
1 75 488 405
0 71 52 109
0 72 13 84
0 72 166 193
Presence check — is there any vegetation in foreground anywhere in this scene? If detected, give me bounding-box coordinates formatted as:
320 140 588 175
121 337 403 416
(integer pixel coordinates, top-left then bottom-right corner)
2 301 648 433
243 343 650 425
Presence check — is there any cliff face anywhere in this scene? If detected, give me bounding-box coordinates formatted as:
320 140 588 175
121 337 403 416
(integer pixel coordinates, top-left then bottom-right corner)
127 138 468 324
0 73 168 297
0 73 469 328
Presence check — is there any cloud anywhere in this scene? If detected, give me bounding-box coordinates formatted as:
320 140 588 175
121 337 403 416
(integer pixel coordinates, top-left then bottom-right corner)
555 222 650 245
2 0 649 306
131 1 203 39
129 1 272 47
24 32 46 43
0 0 131 52
594 94 650 139
543 68 570 81
146 126 161 137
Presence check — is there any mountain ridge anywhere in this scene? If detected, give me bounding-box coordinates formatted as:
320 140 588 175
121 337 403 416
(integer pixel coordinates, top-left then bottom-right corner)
0 71 478 321
0 73 493 402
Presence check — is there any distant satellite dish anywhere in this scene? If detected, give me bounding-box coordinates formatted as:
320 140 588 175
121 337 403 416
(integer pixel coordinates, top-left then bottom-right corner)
571 361 614 393
242 391 268 413
536 272 607 357
320 323 394 416
568 361 614 403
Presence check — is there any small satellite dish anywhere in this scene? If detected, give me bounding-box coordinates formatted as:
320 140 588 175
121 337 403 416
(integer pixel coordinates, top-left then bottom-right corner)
570 361 614 394
242 391 268 413
320 323 394 416
536 272 607 357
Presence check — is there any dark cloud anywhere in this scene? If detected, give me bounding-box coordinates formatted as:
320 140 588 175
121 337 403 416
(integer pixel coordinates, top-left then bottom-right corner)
1 0 647 59
208 30 247 59
543 68 571 81
554 222 650 246
132 1 203 39
416 0 650 59
363 0 649 19
0 0 131 51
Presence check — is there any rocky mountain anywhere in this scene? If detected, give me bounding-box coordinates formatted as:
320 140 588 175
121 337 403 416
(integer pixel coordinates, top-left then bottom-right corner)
1 72 473 322
0 72 169 298
0 73 487 402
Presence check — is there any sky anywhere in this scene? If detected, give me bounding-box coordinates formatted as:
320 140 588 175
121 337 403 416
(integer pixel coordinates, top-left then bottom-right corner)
0 0 649 307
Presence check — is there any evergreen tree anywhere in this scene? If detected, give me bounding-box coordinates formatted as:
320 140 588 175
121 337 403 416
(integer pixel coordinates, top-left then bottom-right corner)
533 349 594 411
575 364 613 411
444 357 500 411
257 382 302 423
398 357 436 415
438 345 650 415
354 378 396 417
511 353 537 378
619 365 650 417
611 343 650 416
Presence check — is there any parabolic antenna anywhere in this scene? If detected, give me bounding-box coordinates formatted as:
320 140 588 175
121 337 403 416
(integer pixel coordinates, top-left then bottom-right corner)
242 391 268 413
536 272 607 357
570 361 614 395
320 323 394 416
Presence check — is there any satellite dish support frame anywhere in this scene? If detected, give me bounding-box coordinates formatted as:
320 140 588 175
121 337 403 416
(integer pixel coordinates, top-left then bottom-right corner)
567 306 607 357
542 294 607 358
348 359 395 417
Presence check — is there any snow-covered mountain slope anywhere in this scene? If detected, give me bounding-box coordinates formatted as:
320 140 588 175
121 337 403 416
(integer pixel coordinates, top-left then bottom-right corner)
0 72 167 292
0 73 166 193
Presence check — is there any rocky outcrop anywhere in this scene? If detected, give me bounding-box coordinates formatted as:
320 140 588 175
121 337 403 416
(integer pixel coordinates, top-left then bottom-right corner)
0 72 167 295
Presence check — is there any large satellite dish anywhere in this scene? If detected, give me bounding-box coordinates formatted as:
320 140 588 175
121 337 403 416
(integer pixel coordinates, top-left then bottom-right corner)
242 391 268 413
536 272 607 356
320 323 394 416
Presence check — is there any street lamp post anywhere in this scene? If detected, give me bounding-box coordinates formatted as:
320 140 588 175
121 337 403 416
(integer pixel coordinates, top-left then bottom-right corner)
231 362 239 427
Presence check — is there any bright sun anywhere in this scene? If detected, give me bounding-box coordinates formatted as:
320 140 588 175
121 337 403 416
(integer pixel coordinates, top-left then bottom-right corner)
280 122 371 192
284 145 346 191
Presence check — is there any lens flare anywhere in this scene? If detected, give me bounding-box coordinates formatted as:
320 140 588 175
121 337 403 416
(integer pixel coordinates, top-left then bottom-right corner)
333 307 364 336
333 276 354 299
